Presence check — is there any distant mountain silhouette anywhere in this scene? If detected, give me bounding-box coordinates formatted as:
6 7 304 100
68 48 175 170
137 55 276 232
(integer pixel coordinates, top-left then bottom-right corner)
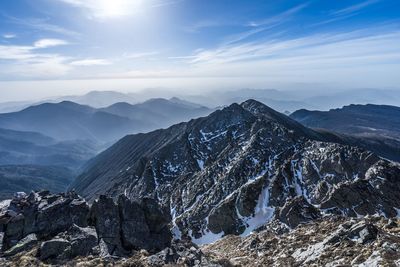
55 90 137 108
0 98 211 144
291 104 400 161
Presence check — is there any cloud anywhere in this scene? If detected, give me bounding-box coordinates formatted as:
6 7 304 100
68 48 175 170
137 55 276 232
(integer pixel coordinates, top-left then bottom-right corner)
161 26 400 89
247 2 310 27
219 3 309 45
58 0 144 19
3 34 16 39
34 39 69 48
58 0 181 19
122 51 159 59
69 59 112 66
5 16 79 37
331 0 380 16
0 39 72 78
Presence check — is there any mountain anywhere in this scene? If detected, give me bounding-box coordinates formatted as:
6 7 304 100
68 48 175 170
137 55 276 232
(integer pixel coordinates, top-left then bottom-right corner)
0 99 211 144
101 98 212 130
71 99 400 245
290 104 400 161
302 88 400 110
0 101 138 143
182 88 316 112
0 127 97 199
0 165 74 200
290 104 400 139
55 90 138 108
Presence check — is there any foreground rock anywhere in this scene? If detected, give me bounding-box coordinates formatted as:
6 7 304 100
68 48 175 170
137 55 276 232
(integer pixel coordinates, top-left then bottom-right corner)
0 191 178 265
203 216 400 266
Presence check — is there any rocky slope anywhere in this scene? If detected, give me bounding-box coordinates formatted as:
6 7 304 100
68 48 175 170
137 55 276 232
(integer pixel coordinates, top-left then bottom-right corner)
72 99 400 245
203 216 400 266
2 192 400 266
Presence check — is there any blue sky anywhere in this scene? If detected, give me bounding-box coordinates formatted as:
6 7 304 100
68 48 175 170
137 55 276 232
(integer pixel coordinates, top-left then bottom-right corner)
0 0 399 100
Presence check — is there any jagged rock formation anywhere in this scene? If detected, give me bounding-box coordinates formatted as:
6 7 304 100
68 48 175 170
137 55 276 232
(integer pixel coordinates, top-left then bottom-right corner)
0 191 173 264
72 99 400 244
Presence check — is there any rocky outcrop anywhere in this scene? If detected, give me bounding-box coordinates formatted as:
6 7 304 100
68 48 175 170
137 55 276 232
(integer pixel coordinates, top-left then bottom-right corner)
0 191 172 264
2 191 89 250
71 100 400 243
278 196 321 228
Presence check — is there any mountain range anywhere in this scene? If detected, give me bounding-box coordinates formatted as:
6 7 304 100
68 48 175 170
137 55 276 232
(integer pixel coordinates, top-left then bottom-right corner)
1 99 400 266
291 104 400 161
2 88 399 114
0 98 211 144
71 99 400 245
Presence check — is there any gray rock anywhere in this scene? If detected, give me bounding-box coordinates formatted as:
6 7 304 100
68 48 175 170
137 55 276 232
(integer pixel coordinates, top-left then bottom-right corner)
0 232 3 252
148 240 215 267
2 191 90 251
39 238 71 260
278 196 321 228
3 233 38 256
58 224 98 257
89 195 121 250
118 195 150 250
348 221 378 244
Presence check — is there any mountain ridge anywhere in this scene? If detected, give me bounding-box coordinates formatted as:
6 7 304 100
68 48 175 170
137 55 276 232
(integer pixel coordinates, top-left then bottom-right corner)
71 99 400 245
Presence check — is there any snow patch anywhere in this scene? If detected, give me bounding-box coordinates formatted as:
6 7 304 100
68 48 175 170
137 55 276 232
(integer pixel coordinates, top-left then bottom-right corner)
197 159 205 170
0 199 11 211
394 207 400 218
189 227 224 245
240 186 275 236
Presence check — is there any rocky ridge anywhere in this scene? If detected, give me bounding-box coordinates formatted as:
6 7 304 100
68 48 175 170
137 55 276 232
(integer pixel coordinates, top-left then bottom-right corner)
72 99 400 244
0 191 207 266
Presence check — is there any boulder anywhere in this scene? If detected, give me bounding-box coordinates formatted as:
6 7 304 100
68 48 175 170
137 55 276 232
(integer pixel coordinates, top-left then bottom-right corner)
147 240 215 267
348 221 378 244
3 233 38 257
118 195 172 252
2 191 90 250
278 196 321 228
89 195 122 255
39 238 71 260
58 224 98 257
118 195 150 250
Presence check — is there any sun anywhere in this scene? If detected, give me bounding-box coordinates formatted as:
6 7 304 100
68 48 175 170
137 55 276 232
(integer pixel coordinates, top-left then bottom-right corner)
95 0 143 18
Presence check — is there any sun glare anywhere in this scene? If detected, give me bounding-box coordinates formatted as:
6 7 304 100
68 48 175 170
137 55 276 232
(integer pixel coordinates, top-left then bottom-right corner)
95 0 143 18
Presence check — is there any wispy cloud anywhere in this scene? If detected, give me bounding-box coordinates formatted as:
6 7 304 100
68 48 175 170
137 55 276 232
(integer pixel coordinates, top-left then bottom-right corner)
187 29 400 66
70 58 112 66
220 3 309 45
0 39 109 78
3 33 16 39
331 0 380 16
5 15 79 37
122 51 159 59
34 39 69 48
247 2 310 27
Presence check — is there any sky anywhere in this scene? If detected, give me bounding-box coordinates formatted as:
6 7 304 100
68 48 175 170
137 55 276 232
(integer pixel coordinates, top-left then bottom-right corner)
0 0 399 101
